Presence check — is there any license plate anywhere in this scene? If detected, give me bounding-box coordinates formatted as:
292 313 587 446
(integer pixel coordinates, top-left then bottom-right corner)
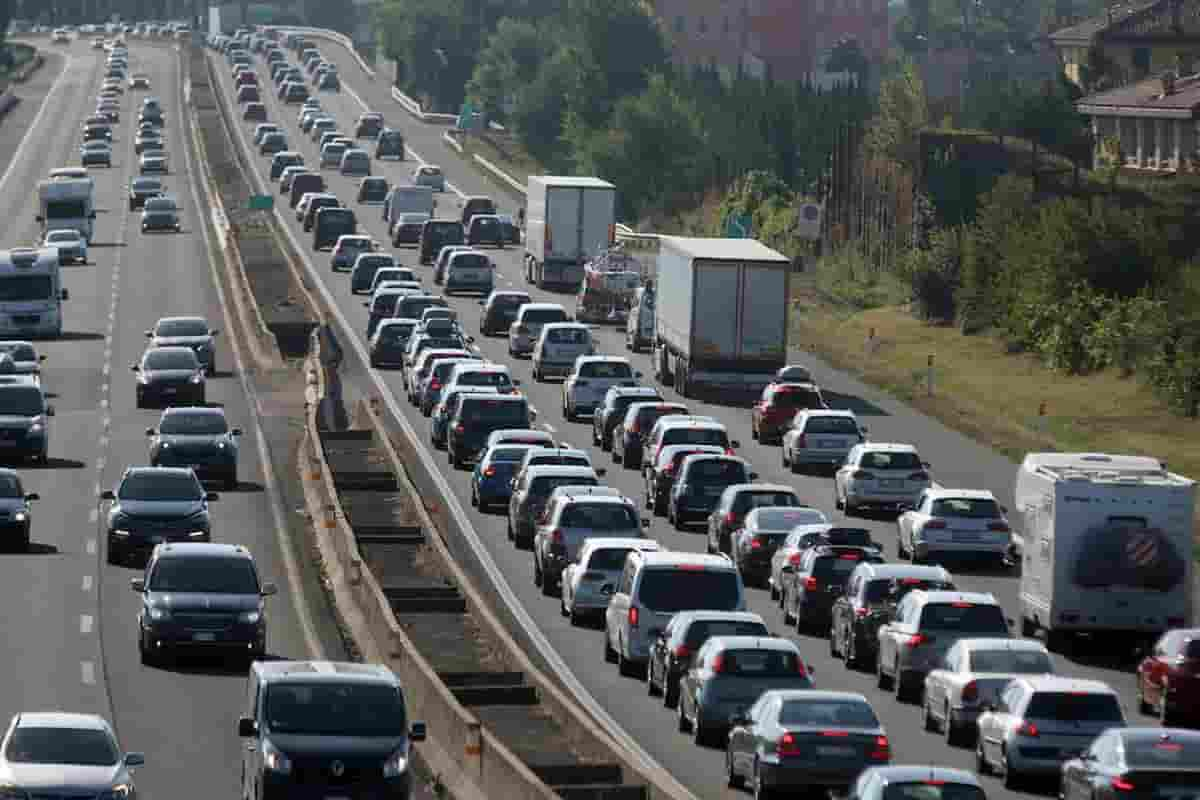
459 271 479 281
193 632 216 642
828 585 842 594
163 387 177 394
817 746 855 757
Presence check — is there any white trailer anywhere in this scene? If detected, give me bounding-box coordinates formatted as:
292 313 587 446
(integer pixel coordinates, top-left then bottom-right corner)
652 236 790 399
1016 452 1195 652
36 178 96 242
524 176 616 291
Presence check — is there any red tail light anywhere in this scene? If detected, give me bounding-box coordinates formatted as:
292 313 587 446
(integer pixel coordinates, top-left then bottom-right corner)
1017 721 1039 738
750 537 764 549
673 644 691 659
550 529 563 545
788 552 803 566
725 448 736 456
663 463 675 475
712 654 726 673
925 520 947 529
852 470 874 480
988 521 1010 532
855 607 868 617
483 466 496 477
629 422 639 433
820 730 849 737
796 659 808 678
724 512 737 526
804 577 818 591
796 434 807 449
628 607 639 628
871 735 891 760
778 732 802 757
1112 778 1135 792
905 633 928 648
961 681 978 702
430 379 441 389
909 471 930 481
455 424 465 433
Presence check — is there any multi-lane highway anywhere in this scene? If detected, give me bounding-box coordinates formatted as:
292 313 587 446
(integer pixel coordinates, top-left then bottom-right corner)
215 36 1171 800
1 37 343 800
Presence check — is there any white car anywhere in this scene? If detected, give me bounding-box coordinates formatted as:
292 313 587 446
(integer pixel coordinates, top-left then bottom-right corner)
896 488 1012 566
52 29 71 43
43 229 87 264
561 537 659 624
781 409 866 474
413 164 445 192
562 356 641 421
921 637 1054 747
835 442 932 515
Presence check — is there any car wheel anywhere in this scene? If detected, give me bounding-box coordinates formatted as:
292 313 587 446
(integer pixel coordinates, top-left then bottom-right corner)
975 740 990 775
532 555 542 587
646 662 661 697
876 655 894 690
603 630 618 664
225 473 238 491
923 695 938 731
1002 749 1022 791
617 642 640 678
677 697 692 733
540 571 556 598
829 625 841 658
663 679 679 709
1161 684 1175 726
946 704 970 747
726 748 743 789
753 761 776 800
138 627 158 666
781 590 795 625
470 485 478 508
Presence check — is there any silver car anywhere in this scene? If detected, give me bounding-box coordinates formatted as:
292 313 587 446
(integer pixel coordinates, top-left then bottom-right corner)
0 712 144 799
852 766 984 800
561 537 660 624
835 443 932 515
533 490 643 595
562 356 641 420
975 676 1125 785
782 409 866 473
533 322 595 380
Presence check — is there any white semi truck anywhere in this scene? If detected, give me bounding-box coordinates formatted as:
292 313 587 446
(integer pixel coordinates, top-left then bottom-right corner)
652 236 791 399
1016 452 1195 652
524 176 616 291
36 177 96 242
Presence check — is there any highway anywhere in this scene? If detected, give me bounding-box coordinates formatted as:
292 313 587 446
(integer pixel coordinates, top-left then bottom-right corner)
2 37 342 800
219 39 1161 800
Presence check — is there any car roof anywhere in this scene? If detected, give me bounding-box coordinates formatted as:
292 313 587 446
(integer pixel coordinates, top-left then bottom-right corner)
153 542 252 559
582 537 659 553
524 464 598 479
488 291 531 301
608 386 659 396
761 689 870 704
796 409 857 419
161 406 225 418
575 355 630 365
862 766 982 787
124 466 198 479
859 442 919 453
1014 675 1118 694
726 483 797 495
706 636 799 652
924 488 998 502
145 345 198 357
15 712 111 731
910 589 999 606
671 610 765 626
252 660 400 686
517 303 565 313
852 562 952 581
656 415 721 429
953 637 1047 653
658 444 725 460
156 315 207 326
634 551 736 570
549 486 626 503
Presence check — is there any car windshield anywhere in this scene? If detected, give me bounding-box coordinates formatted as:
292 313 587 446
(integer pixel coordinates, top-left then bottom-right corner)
1125 736 1200 766
771 388 823 408
884 784 986 800
160 413 228 435
814 552 882 578
579 362 632 379
264 683 407 736
47 231 78 243
733 491 800 513
718 649 800 677
685 620 768 647
860 451 923 470
931 498 1002 518
421 167 441 176
803 416 860 435
452 253 489 269
428 222 459 235
548 328 589 345
523 309 567 326
144 199 174 211
4 727 118 766
967 649 1053 674
1024 692 1123 722
638 569 740 612
488 447 530 464
0 387 45 416
0 474 22 497
338 238 372 251
145 350 198 370
133 178 161 190
377 324 414 342
461 398 528 425
560 503 637 529
865 578 953 604
779 699 879 727
149 556 258 593
586 547 642 571
919 602 1008 634
118 472 202 500
686 459 748 483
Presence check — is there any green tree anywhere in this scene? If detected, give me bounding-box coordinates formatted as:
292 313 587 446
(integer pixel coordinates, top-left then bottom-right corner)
826 37 870 84
376 0 474 110
865 58 928 170
509 47 574 164
466 17 555 120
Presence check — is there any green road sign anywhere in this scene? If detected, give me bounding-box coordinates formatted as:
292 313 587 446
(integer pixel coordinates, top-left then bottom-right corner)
248 195 274 211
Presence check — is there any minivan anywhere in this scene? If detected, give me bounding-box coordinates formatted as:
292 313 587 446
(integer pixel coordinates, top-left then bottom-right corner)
313 207 356 250
288 172 325 207
532 322 594 380
443 251 494 296
0 376 54 461
605 551 745 676
419 219 465 264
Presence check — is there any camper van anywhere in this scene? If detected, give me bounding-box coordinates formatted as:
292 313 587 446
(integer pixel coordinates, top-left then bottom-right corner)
0 248 68 338
1016 452 1195 652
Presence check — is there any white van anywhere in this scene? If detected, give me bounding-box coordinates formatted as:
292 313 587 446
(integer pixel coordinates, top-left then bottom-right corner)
532 322 594 381
1016 452 1195 651
605 550 744 676
625 285 655 352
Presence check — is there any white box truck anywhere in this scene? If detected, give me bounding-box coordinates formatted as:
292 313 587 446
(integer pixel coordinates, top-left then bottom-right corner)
1016 452 1195 652
524 176 615 290
653 236 790 399
36 178 96 242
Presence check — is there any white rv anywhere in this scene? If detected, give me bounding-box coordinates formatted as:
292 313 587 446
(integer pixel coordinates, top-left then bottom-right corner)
1016 452 1195 651
0 248 68 338
36 177 96 242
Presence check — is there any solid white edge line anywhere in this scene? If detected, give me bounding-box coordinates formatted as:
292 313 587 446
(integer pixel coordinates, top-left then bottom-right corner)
0 51 73 195
178 46 327 661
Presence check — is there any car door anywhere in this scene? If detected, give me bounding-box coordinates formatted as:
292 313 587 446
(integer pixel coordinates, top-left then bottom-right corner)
509 472 528 532
1064 734 1111 800
878 595 912 673
730 693 770 776
832 573 855 644
982 683 1021 765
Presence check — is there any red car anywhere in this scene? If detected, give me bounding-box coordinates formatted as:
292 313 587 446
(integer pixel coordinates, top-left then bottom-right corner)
1137 627 1200 725
751 382 828 444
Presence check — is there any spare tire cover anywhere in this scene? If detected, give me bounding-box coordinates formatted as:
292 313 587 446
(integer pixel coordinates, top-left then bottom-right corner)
1072 524 1185 591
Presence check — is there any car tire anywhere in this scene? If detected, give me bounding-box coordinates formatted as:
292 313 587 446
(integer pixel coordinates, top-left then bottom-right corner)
975 740 990 775
604 631 618 664
753 761 776 800
677 698 691 733
617 644 640 678
922 695 938 731
726 748 743 790
138 628 158 666
1002 750 1022 791
946 704 971 747
647 663 661 697
663 680 679 709
876 656 894 690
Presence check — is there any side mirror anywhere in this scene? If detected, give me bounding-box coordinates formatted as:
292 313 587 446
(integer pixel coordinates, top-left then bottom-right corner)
24 493 38 502
205 492 219 501
749 472 759 480
45 406 55 417
144 332 153 339
512 379 522 386
123 752 145 768
131 364 140 372
466 336 475 343
35 215 44 222
922 461 932 469
363 302 370 307
729 711 750 726
634 371 643 379
89 211 98 219
130 577 145 592
145 427 156 436
60 289 69 301
807 662 816 674
642 517 652 528
232 428 244 436
477 299 485 306
409 721 427 742
237 717 258 738
1006 616 1016 628
261 581 278 596
100 490 116 500
38 355 46 362
210 329 220 336
1001 505 1009 514
595 467 607 477
730 440 741 449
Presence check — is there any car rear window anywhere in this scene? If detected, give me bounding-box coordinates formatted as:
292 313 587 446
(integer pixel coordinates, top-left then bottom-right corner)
637 568 740 612
1125 736 1200 765
523 308 568 326
1024 692 1123 722
968 649 1054 674
684 619 768 647
732 491 800 513
460 397 529 425
918 602 1008 634
803 416 860 435
931 498 1002 518
770 388 823 408
588 547 640 571
452 253 490 269
719 649 800 676
687 459 749 483
635 405 686 428
663 427 729 448
860 451 923 470
560 503 637 530
779 699 879 727
530 475 597 497
883 784 986 800
548 327 590 344
579 362 633 379
812 550 882 578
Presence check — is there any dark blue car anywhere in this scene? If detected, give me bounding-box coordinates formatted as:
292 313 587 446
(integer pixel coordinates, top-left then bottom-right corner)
470 444 536 511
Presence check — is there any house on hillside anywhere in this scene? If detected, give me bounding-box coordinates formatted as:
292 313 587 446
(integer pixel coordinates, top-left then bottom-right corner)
1051 0 1200 88
1076 68 1200 171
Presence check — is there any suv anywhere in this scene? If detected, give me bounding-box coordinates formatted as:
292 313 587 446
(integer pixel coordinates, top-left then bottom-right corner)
644 444 725 517
532 322 594 381
507 464 600 548
613 401 688 468
479 290 532 337
645 610 768 708
0 376 54 461
593 386 661 450
238 661 427 800
562 356 641 420
447 394 532 468
132 542 277 665
875 590 1010 701
418 220 464 264
829 563 955 670
532 489 646 596
508 303 568 357
780 544 886 633
146 406 242 488
782 409 866 474
605 551 745 677
102 467 218 565
668 454 757 531
561 537 660 625
642 416 733 474
835 443 933 516
751 382 828 444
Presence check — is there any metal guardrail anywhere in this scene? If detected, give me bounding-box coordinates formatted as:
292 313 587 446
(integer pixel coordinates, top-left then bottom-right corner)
274 26 375 78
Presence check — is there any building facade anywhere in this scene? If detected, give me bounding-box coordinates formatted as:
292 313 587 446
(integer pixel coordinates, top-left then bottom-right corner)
1077 71 1200 172
1051 0 1200 88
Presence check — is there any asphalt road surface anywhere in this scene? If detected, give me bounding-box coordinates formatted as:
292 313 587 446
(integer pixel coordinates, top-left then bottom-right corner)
219 39 1165 800
1 37 340 800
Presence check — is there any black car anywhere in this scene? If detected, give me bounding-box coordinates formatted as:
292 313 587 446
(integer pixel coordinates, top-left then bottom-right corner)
259 132 287 155
133 346 206 407
478 290 532 336
132 542 276 665
447 394 532 468
83 124 112 143
375 128 405 160
357 176 389 204
418 219 465 264
783 545 886 634
242 101 267 121
829 562 953 669
496 213 521 244
147 406 242 488
313 206 356 251
355 114 384 138
368 320 418 368
646 611 769 708
238 661 427 800
0 468 37 552
1061 728 1200 800
465 214 505 248
670 455 756 531
283 82 308 102
102 467 218 565
128 177 164 210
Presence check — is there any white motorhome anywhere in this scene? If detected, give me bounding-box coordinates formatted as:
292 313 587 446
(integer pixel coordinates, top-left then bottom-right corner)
36 178 96 242
1016 452 1195 651
0 248 68 338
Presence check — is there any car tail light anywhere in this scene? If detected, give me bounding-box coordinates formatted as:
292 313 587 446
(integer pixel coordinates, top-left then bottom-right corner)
430 379 440 389
628 606 639 628
839 553 861 560
455 424 465 433
712 654 726 673
1017 721 1039 738
910 471 930 481
852 470 874 480
871 735 890 760
673 644 691 658
750 537 764 549
550 529 563 545
988 521 1010 532
855 608 868 617
962 681 979 702
663 463 675 475
820 730 849 737
905 633 928 648
778 732 802 757
725 447 736 456
925 520 947 529
483 466 496 477
804 577 818 591
788 552 803 566
629 422 639 433
1112 778 1135 792
724 512 737 526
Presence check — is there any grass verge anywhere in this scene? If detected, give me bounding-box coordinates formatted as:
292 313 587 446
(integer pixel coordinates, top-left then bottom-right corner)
460 132 541 190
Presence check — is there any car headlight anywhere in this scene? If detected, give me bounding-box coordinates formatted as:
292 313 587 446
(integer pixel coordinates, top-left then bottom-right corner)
112 528 131 537
159 441 169 449
148 606 170 621
382 746 409 778
28 422 42 434
238 609 261 624
263 740 292 774
14 512 26 523
216 441 226 449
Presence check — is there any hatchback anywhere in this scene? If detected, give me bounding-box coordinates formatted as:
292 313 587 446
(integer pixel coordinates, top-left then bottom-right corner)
782 409 866 474
835 443 932 515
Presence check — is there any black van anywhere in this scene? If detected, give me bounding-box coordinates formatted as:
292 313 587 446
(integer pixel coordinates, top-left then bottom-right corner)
418 219 466 264
289 172 325 208
459 195 496 228
375 129 405 160
313 207 356 251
